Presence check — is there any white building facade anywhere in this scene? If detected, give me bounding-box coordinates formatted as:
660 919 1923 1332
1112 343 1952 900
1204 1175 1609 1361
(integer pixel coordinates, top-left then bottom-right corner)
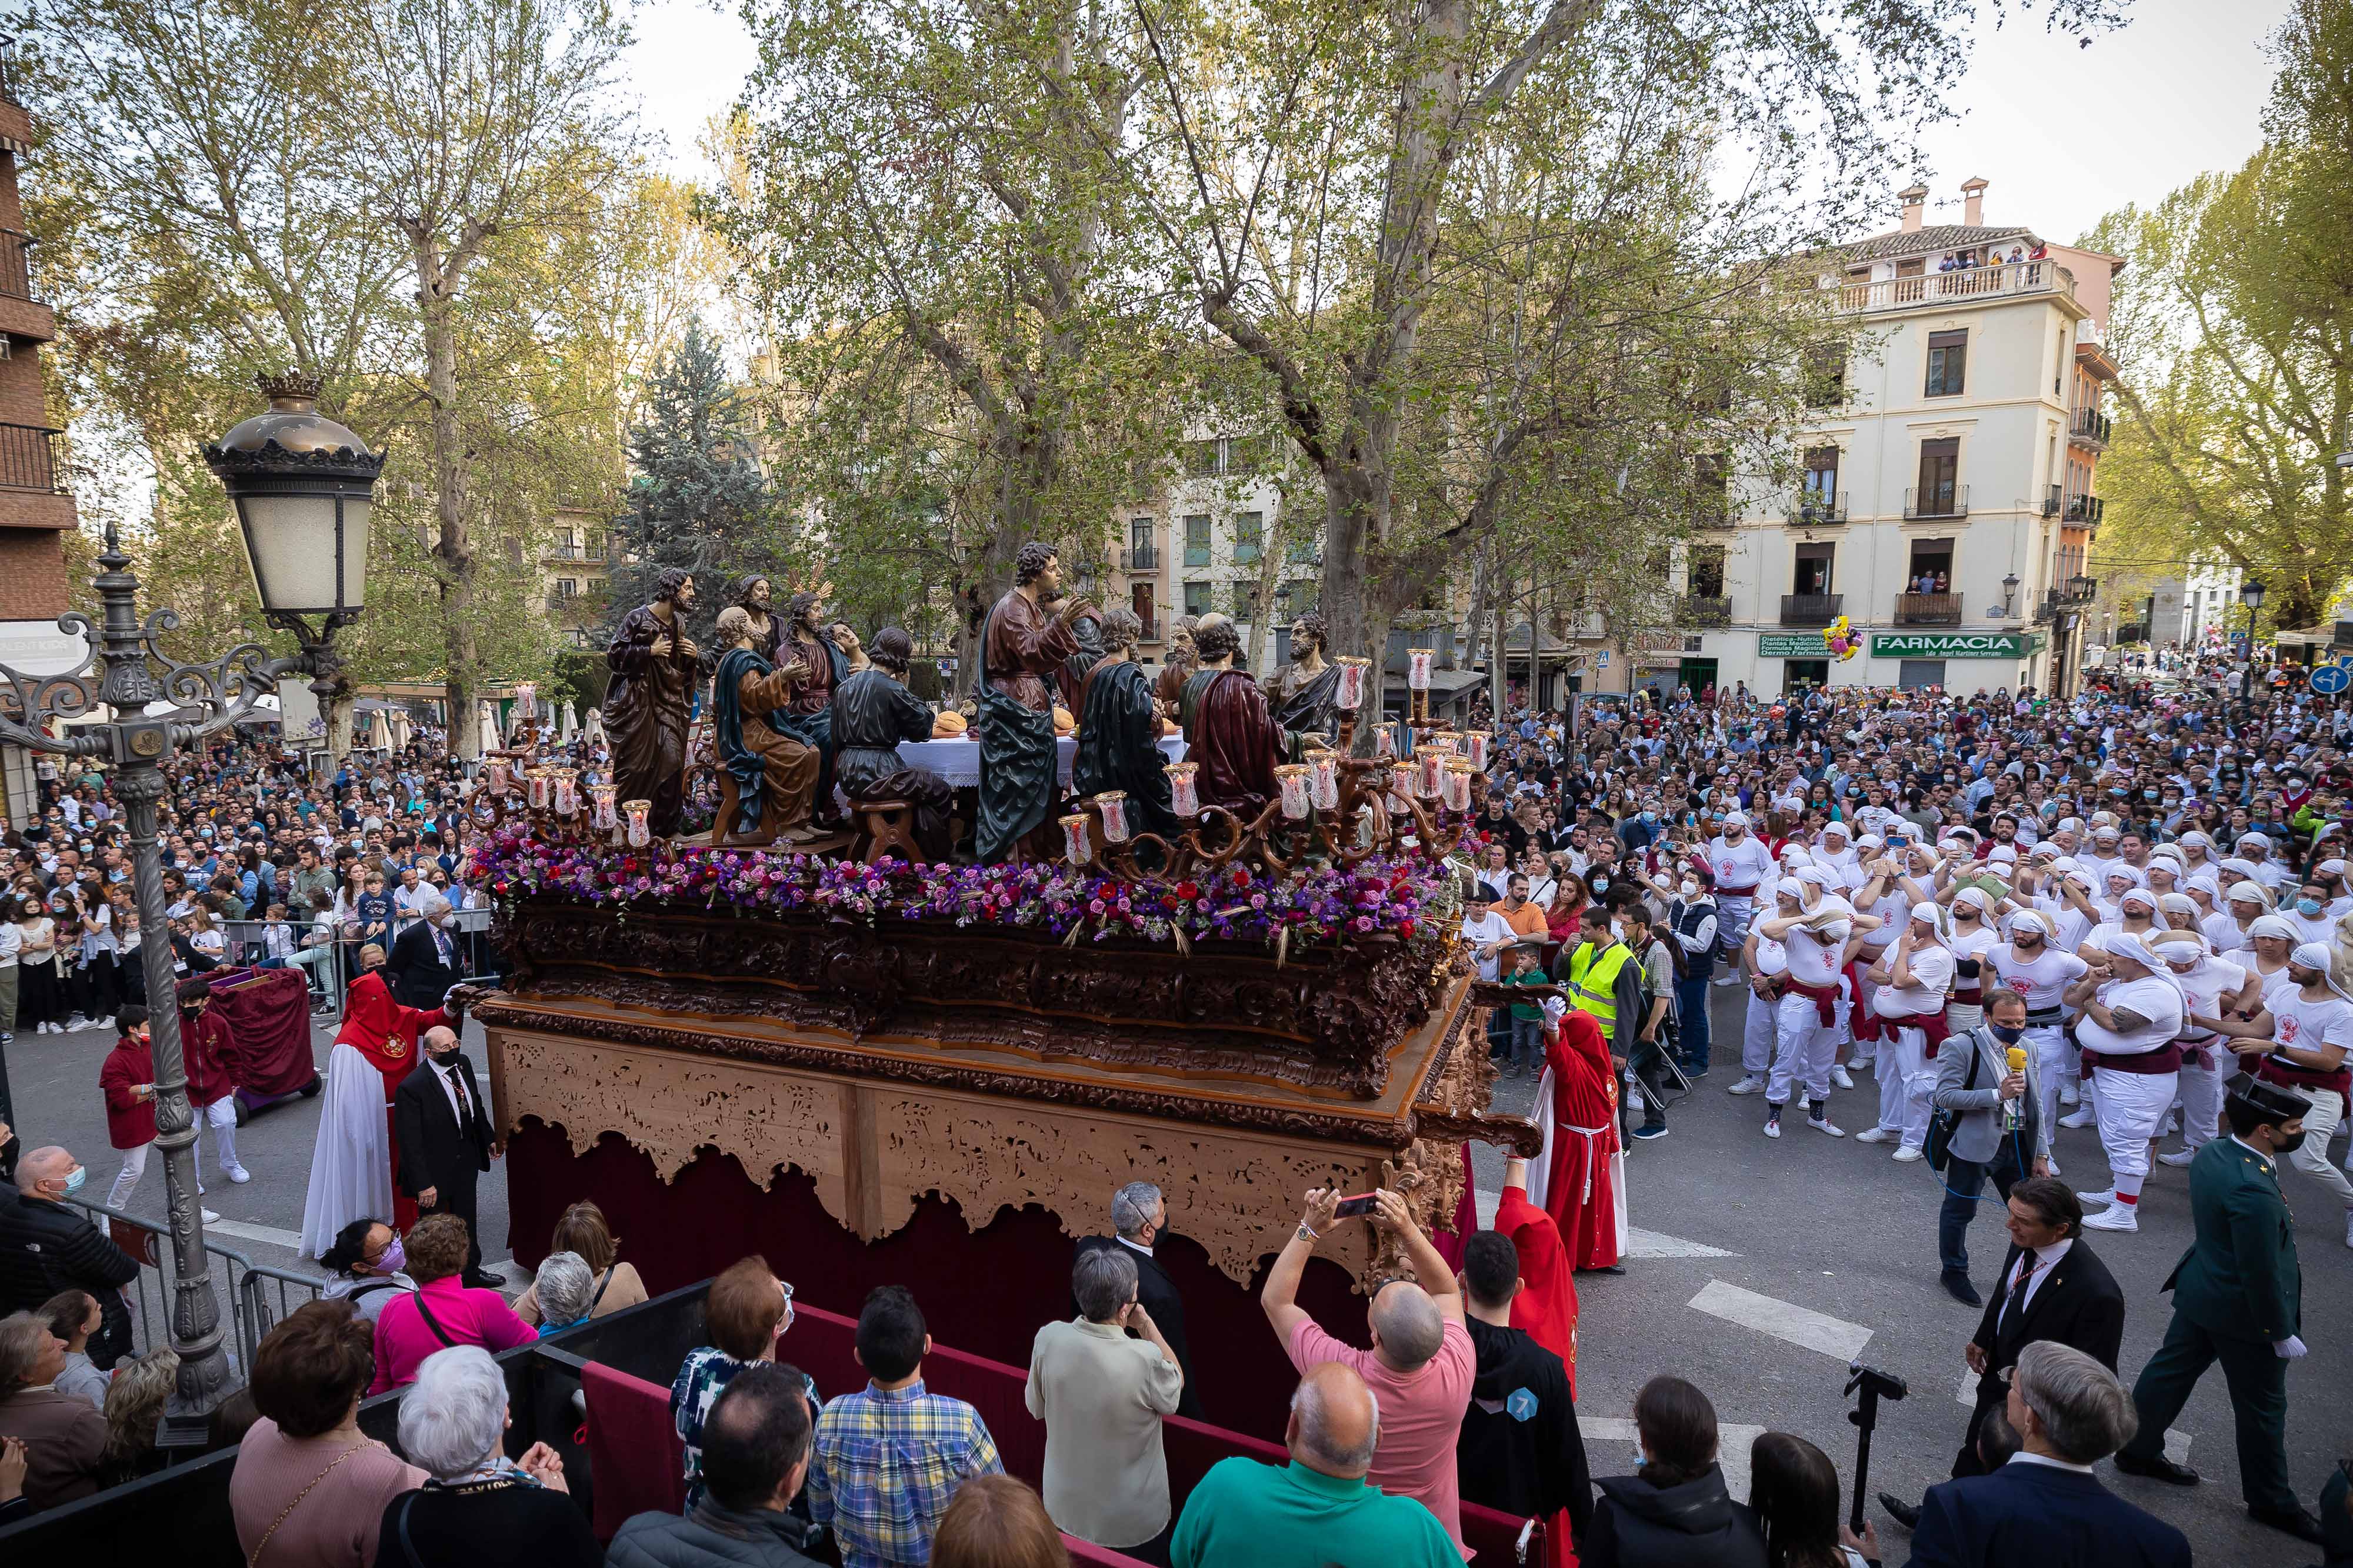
1673 179 2119 699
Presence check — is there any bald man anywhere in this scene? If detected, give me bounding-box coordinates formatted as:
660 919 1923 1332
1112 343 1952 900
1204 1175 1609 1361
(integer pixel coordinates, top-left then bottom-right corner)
392 1026 500 1287
0 1146 141 1367
1261 1186 1475 1554
1171 1362 1460 1567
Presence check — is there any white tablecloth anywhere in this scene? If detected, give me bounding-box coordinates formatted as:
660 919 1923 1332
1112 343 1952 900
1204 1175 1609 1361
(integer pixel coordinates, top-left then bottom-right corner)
894 735 1187 789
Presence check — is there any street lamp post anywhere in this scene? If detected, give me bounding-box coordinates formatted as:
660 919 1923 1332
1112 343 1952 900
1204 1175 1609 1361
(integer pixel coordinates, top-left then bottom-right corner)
2239 576 2268 703
0 373 381 1441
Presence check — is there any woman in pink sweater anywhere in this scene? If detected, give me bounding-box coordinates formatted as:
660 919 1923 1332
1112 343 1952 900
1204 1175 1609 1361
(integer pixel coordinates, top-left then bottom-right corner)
366 1213 534 1396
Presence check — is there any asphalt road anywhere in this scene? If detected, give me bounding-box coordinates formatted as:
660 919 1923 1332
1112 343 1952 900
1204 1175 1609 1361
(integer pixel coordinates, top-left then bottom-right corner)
1472 979 2353 1566
10 980 2347 1562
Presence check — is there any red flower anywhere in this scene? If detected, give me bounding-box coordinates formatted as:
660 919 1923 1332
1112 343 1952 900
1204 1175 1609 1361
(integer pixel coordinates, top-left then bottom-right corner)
1176 880 1199 902
1231 866 1251 889
1400 918 1415 938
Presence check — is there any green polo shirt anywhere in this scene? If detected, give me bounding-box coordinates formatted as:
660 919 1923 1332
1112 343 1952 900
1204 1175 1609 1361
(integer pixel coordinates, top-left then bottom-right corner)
1171 1455 1462 1568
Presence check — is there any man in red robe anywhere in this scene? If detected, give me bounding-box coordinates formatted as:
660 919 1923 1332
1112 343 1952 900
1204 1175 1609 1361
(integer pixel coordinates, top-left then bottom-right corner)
1176 615 1325 818
299 943 461 1250
1529 1005 1626 1271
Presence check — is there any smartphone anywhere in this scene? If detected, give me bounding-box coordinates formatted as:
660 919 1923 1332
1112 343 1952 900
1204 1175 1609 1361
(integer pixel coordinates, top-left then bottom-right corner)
1333 1193 1379 1219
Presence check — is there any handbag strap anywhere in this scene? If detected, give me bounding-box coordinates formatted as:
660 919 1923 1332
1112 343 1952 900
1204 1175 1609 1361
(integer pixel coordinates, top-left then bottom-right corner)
409 1289 461 1350
248 1441 366 1568
588 1266 613 1313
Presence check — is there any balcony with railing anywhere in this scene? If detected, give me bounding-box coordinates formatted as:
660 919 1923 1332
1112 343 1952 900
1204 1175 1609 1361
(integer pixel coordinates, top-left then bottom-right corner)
2041 483 2062 518
0 230 52 343
1121 542 1160 572
1904 483 1969 521
1780 593 1843 626
1834 259 2075 316
0 423 64 492
1678 594 1731 626
1788 491 1847 526
1136 614 1164 642
542 541 608 562
1895 592 1962 626
2064 494 2105 525
2071 407 2112 446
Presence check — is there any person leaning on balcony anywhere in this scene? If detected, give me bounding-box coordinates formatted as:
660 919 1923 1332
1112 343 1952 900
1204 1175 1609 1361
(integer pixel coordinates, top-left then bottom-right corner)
231 1299 427 1568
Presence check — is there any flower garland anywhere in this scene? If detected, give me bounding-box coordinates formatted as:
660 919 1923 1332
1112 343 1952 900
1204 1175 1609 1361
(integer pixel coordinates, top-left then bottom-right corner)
466 822 1448 954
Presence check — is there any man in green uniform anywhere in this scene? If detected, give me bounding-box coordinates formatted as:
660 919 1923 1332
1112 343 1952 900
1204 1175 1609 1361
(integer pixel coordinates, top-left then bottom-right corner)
2112 1074 2325 1544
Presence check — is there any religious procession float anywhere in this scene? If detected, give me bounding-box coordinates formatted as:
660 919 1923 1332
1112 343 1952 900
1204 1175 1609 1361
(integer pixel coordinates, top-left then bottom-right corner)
462 550 1538 1433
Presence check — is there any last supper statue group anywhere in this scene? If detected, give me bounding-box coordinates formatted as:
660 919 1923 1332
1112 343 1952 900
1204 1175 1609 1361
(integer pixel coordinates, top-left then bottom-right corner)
601 542 1341 862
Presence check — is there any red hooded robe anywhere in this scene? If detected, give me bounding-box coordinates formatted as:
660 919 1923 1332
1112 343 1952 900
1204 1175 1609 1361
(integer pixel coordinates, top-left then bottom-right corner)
1533 1011 1624 1270
337 969 454 1230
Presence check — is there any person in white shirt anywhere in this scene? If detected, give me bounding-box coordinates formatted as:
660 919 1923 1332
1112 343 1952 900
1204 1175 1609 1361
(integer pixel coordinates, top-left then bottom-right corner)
1460 887 1517 1063
1985 911 2091 1166
1706 812 1776 985
1942 887 2003 1036
1732 880 1796 1099
2151 929 2243 1169
2203 880 2270 956
2064 931 2187 1234
1861 903 1957 1160
1755 889 1872 1142
2211 940 2353 1246
2234 832 2292 892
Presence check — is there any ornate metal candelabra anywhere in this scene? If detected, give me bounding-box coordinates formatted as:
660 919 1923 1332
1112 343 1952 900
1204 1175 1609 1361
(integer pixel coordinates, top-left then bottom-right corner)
0 374 382 1441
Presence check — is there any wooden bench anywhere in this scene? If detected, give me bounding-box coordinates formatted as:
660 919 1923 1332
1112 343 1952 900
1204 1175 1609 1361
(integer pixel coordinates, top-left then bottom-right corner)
850 797 921 864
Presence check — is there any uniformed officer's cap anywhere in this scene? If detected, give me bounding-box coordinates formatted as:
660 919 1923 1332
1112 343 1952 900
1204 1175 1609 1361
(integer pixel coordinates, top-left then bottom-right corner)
2223 1073 2305 1128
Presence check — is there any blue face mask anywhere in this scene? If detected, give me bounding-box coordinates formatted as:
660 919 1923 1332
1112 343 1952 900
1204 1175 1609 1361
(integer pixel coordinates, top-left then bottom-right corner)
1988 1022 2026 1045
2298 898 2324 918
62 1165 87 1194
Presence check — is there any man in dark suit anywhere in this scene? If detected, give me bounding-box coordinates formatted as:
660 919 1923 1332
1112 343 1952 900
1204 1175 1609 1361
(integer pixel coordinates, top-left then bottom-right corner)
1908 1341 2188 1568
1074 1180 1201 1419
384 896 464 1009
2111 1074 2324 1543
1884 1177 2124 1527
394 1023 500 1289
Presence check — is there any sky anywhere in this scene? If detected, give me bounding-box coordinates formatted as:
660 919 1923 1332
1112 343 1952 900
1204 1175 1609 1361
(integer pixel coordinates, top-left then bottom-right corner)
615 0 2294 247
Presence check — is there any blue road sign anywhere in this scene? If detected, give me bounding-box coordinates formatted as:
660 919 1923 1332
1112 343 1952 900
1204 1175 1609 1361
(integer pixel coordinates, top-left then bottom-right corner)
2311 662 2351 694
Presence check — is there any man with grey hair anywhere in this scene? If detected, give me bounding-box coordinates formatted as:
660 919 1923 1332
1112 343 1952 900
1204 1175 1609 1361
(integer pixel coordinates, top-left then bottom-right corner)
1908 1340 2189 1566
385 892 464 1009
1170 1362 1457 1567
1261 1186 1473 1555
1026 1245 1185 1556
389 1345 597 1560
1075 1181 1199 1417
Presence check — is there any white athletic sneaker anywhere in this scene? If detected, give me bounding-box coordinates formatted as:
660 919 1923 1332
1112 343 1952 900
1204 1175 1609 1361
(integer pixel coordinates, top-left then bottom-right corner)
1764 1115 1782 1139
2059 1087 2081 1107
2157 1148 2198 1167
1712 972 1741 987
1728 1075 1768 1096
63 1014 89 1031
201 1207 221 1224
1891 1145 1924 1163
2059 1109 2097 1129
2082 1205 2138 1232
224 1166 252 1185
1807 1112 1845 1138
1831 1066 1856 1090
1849 1056 1875 1075
2075 1187 2117 1207
1855 1127 1892 1145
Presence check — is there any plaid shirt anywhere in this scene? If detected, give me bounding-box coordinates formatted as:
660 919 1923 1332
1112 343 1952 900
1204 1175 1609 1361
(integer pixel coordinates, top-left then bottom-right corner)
808 1379 1002 1567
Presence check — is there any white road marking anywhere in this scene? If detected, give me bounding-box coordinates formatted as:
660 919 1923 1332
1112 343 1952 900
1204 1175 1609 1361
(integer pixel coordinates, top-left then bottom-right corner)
1584 1416 1767 1502
1473 1188 1736 1257
1688 1280 1873 1361
205 1219 305 1251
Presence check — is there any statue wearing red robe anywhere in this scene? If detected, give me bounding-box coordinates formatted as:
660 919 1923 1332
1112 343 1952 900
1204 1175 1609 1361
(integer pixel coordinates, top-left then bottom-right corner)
1178 666 1304 819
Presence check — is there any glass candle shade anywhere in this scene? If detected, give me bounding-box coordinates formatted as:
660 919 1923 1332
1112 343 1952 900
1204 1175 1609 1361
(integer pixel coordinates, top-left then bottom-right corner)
525 768 552 810
550 769 578 816
488 758 510 796
516 682 537 719
1095 791 1131 843
1390 762 1418 804
589 783 618 831
1305 749 1341 810
1442 758 1474 812
1166 761 1199 817
1462 730 1490 770
1417 748 1445 799
1275 763 1311 820
1335 656 1369 710
1060 813 1093 866
1407 648 1433 691
624 799 652 848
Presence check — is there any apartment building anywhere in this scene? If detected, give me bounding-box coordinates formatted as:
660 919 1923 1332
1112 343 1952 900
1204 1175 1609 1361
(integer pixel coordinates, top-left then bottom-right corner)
1673 178 2119 699
1108 432 1321 669
0 46 79 822
541 506 614 648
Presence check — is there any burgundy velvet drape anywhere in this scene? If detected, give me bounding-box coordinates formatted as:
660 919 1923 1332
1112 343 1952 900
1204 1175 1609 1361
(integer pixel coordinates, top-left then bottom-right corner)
211 968 319 1097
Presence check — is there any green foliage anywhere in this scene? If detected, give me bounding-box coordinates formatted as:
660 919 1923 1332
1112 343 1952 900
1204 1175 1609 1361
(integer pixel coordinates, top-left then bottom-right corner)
2089 0 2353 630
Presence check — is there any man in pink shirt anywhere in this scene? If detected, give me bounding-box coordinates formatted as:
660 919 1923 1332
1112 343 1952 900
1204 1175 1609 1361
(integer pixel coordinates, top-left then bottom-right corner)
1262 1185 1476 1557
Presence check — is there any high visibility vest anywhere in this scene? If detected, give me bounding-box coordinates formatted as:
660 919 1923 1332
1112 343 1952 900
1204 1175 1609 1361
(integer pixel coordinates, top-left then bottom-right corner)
1567 940 1635 1029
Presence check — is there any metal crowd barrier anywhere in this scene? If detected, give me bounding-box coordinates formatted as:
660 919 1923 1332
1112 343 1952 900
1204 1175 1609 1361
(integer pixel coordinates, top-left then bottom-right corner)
211 905 501 1012
64 1193 328 1373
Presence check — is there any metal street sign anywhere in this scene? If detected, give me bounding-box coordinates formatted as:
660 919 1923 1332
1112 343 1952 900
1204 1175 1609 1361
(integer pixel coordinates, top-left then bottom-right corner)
2311 662 2351 695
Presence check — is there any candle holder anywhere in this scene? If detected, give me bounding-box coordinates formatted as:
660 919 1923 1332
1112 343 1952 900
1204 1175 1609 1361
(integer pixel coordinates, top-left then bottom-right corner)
1335 655 1369 711
1275 763 1311 820
1416 748 1445 799
516 681 538 720
1407 648 1433 690
589 782 618 833
1442 758 1474 812
525 767 552 810
1461 730 1489 770
623 799 652 848
488 758 510 796
1166 760 1200 817
550 768 579 816
1305 749 1341 811
1094 790 1131 843
1059 812 1093 867
1389 761 1418 806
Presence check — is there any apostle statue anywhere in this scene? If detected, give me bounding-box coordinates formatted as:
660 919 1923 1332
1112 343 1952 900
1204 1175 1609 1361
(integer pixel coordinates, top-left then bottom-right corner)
1051 589 1105 707
1072 604 1181 842
1154 613 1202 706
731 573 787 666
977 541 1082 861
604 567 702 837
774 590 860 827
712 606 824 845
1178 613 1324 818
834 626 957 863
1263 610 1342 742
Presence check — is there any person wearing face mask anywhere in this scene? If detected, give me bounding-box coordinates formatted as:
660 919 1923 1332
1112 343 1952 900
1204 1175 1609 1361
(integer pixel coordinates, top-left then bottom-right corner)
385 894 466 1010
1661 868 1718 1076
318 1216 418 1323
1984 912 2091 1173
394 1026 504 1290
2147 929 2242 1172
2112 1075 2326 1544
0 1147 139 1370
2203 941 2353 1247
2285 879 2337 948
2062 932 2188 1235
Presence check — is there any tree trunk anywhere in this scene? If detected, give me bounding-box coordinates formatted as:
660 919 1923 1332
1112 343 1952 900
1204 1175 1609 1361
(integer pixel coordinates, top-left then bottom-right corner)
420 262 479 758
1490 573 1511 720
